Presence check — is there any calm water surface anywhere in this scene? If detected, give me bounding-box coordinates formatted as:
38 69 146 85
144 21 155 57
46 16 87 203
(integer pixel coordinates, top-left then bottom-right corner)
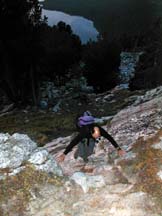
42 9 99 43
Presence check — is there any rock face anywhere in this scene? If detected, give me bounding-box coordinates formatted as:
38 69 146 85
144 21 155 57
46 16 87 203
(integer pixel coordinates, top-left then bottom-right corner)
39 77 93 112
2 86 162 215
28 85 162 215
44 87 162 178
108 87 162 150
70 172 106 193
26 182 156 216
0 133 63 180
119 51 143 88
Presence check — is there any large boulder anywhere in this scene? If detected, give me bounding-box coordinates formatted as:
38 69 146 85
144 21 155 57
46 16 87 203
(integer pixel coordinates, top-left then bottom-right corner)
108 92 162 150
0 133 63 180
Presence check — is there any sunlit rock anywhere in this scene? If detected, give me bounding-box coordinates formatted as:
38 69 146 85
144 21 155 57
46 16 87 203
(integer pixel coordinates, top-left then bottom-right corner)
34 155 63 177
0 133 63 179
70 171 105 193
28 149 49 165
0 133 37 169
0 133 10 143
151 140 162 150
157 170 162 180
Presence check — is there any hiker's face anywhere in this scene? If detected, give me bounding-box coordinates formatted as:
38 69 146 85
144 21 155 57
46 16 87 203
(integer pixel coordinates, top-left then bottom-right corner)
92 126 101 139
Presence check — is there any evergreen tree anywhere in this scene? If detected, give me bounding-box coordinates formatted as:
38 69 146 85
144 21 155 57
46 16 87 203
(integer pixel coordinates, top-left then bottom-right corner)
40 21 82 85
83 38 121 92
129 18 162 90
0 0 44 106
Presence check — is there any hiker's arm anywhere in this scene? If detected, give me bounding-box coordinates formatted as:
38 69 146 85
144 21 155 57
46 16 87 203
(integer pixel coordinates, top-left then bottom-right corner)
63 133 83 155
99 127 126 156
57 133 83 162
99 127 120 148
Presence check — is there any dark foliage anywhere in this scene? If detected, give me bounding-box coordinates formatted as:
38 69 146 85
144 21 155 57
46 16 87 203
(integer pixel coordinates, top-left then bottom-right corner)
82 38 121 93
0 0 43 106
40 21 82 86
129 18 162 90
0 0 122 107
0 1 82 106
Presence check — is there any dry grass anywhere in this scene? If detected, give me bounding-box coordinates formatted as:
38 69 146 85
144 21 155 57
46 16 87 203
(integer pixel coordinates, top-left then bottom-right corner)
119 130 162 212
0 163 63 215
0 111 76 146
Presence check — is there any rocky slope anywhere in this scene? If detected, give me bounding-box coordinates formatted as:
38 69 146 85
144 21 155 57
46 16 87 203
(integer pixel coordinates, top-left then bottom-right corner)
1 86 162 215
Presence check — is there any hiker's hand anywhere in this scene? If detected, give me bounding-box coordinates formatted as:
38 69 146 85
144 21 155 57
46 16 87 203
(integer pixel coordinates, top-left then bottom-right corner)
117 149 126 157
57 153 65 162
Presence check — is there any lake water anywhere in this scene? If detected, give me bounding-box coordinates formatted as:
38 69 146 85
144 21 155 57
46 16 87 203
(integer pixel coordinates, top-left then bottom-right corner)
42 0 162 43
42 9 99 43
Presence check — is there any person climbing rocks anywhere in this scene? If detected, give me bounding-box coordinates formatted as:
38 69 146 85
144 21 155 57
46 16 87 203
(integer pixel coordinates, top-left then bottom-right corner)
57 111 126 162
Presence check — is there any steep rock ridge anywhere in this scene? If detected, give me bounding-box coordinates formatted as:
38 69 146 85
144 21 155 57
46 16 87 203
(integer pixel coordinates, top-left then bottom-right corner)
26 133 162 216
1 86 162 215
30 85 162 215
108 86 162 148
45 86 162 177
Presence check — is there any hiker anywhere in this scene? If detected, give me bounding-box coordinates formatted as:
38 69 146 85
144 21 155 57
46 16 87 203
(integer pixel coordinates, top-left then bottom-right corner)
57 111 126 162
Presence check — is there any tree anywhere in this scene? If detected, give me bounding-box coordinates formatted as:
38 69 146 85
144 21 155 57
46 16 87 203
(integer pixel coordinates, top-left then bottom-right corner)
129 18 162 90
40 21 82 85
0 0 44 106
82 38 121 92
